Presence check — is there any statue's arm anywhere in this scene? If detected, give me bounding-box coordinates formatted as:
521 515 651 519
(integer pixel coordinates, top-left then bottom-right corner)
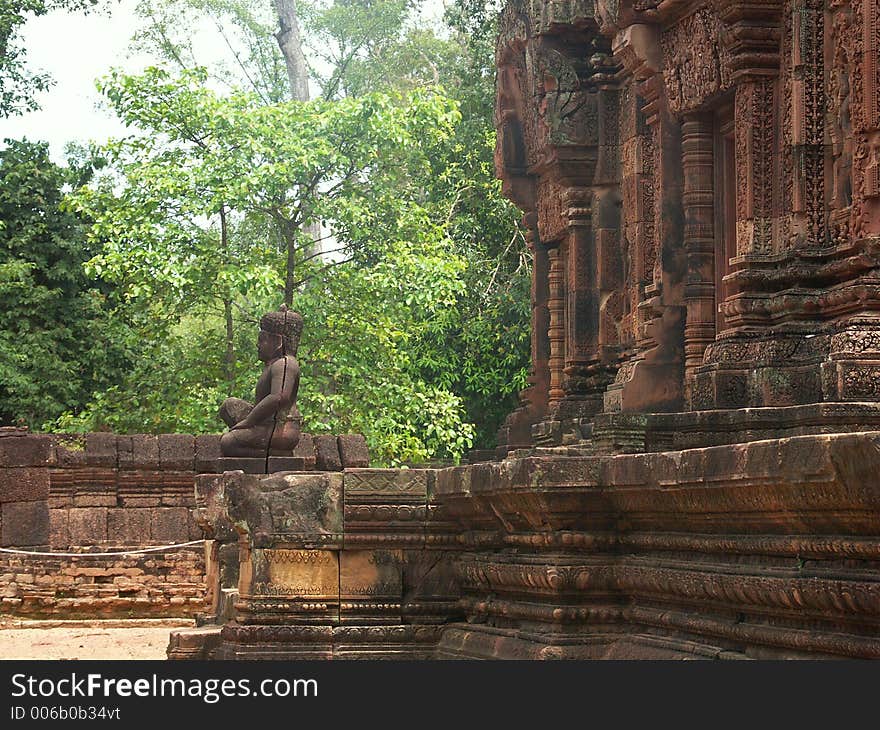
231 358 299 430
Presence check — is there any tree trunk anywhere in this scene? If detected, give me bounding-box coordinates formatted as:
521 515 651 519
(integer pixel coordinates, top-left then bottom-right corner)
223 296 235 392
219 205 235 392
284 222 297 307
273 0 309 102
274 0 321 263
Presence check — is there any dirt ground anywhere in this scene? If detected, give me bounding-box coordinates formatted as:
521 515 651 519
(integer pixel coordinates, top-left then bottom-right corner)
0 619 194 660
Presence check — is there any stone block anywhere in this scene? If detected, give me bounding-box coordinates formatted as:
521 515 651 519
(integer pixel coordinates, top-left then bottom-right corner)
0 468 49 503
340 549 403 622
247 548 339 601
267 456 311 472
292 433 316 469
159 472 196 506
49 508 69 549
53 435 86 467
119 434 159 469
72 493 116 507
224 472 343 548
151 507 190 543
188 514 203 541
117 470 163 505
401 550 460 606
193 473 237 542
1 501 49 546
68 507 108 545
108 509 152 544
195 435 222 473
338 434 369 468
159 434 195 471
0 435 52 467
314 435 342 471
212 456 311 474
343 468 428 501
84 432 117 467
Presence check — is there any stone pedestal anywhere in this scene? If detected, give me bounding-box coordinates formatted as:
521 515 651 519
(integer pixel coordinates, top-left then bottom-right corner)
169 468 459 660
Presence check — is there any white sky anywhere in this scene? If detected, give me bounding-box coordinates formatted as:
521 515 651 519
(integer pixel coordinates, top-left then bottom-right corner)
0 1 449 164
0 4 153 162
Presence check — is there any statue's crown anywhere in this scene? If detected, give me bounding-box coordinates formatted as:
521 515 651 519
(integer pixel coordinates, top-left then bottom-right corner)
260 304 303 344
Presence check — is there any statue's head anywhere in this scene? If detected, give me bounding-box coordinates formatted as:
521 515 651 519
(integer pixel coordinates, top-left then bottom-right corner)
258 304 303 360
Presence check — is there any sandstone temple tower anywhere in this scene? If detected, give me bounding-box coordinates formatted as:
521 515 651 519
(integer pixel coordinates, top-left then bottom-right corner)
494 0 880 453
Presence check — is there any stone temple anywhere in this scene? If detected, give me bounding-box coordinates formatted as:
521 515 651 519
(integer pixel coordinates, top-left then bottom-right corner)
3 0 880 659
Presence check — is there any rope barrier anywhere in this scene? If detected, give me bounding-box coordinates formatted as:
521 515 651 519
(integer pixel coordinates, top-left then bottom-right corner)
0 539 206 558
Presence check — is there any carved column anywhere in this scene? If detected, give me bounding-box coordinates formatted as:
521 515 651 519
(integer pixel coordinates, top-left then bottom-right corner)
527 213 551 406
790 0 828 247
563 189 596 378
712 0 783 257
547 245 566 405
735 79 777 254
494 212 550 454
601 43 686 414
681 114 716 400
594 82 624 374
853 0 880 237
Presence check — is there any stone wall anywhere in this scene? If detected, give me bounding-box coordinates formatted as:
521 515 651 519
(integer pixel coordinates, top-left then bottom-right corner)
174 431 880 659
0 429 371 620
0 430 208 619
0 550 205 619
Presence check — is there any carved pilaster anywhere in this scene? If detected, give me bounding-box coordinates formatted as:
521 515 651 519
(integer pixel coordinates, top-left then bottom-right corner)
735 78 777 255
563 189 595 375
494 213 550 455
852 0 880 237
527 214 551 406
790 0 828 247
681 114 716 400
547 245 566 405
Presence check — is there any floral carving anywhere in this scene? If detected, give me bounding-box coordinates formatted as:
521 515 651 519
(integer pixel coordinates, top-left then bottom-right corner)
661 8 732 115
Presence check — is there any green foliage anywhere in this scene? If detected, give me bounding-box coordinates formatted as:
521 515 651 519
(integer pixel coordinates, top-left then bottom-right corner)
41 0 530 462
60 64 478 463
53 311 258 433
296 237 475 464
0 138 129 427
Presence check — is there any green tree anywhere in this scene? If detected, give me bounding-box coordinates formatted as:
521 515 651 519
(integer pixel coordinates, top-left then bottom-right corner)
62 66 477 462
0 138 129 427
54 0 528 459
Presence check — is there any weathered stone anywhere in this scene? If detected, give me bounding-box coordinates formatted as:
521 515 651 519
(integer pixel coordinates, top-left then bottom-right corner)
0 435 52 468
67 507 108 545
337 434 369 468
0 468 49 503
84 432 117 468
292 433 316 469
211 456 311 474
53 434 86 467
108 508 152 544
49 508 69 549
151 507 190 543
0 501 49 546
118 434 159 469
343 468 428 499
195 434 222 473
339 550 403 623
313 435 342 471
225 471 343 547
159 434 195 471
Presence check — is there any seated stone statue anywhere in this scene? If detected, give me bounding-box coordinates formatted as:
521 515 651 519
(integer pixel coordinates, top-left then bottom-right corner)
219 305 303 457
